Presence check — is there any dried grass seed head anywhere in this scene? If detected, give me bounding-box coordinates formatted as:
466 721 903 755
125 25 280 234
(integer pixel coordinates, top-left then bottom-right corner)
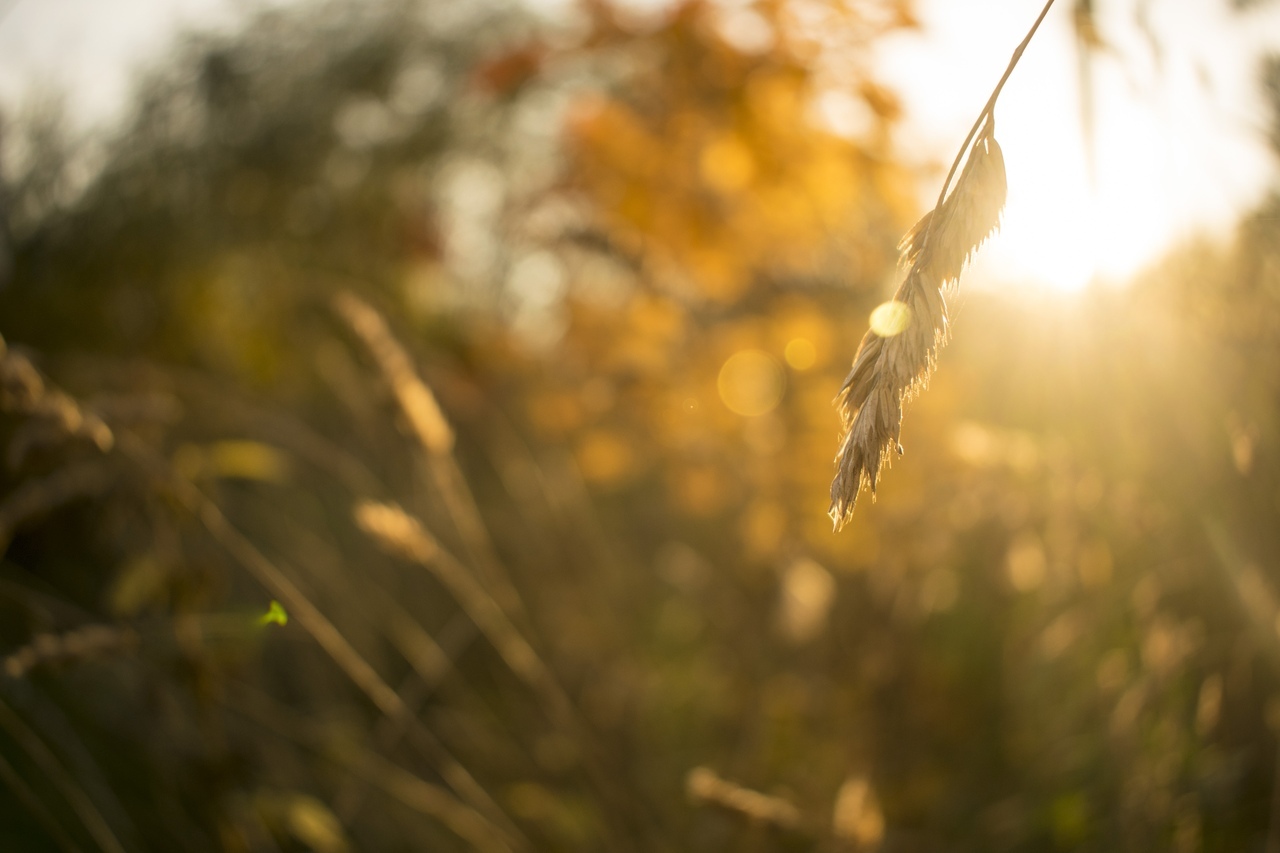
900 119 1007 285
354 500 439 564
333 291 455 456
829 119 1007 530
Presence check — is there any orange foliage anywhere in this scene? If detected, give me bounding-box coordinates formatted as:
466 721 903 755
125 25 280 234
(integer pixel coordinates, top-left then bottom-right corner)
513 0 920 560
565 0 916 300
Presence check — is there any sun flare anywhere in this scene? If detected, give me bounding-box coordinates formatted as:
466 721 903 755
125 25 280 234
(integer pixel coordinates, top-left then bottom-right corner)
877 0 1277 296
979 72 1198 294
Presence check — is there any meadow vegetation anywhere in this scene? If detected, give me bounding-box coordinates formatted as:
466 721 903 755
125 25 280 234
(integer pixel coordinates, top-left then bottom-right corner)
1 0 1279 850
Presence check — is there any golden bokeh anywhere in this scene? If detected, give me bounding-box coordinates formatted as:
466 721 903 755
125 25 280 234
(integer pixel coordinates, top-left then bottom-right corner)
784 337 817 370
717 349 786 417
868 299 912 337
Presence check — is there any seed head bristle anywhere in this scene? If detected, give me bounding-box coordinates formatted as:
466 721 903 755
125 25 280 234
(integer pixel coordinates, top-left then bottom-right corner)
924 125 1007 285
898 119 1007 285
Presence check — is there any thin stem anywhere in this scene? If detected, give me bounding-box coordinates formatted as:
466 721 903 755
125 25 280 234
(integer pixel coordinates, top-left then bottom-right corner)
115 433 526 848
0 698 125 853
0 742 86 853
931 0 1059 213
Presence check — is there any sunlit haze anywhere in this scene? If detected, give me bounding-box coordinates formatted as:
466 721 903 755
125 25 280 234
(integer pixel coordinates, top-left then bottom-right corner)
2 0 1279 293
877 0 1280 292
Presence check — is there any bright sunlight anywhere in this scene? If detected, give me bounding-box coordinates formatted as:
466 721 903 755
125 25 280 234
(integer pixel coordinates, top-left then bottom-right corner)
878 0 1280 292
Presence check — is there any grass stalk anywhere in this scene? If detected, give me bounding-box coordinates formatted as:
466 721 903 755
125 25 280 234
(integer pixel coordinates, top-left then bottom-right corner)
114 432 525 848
0 698 126 853
830 0 1059 529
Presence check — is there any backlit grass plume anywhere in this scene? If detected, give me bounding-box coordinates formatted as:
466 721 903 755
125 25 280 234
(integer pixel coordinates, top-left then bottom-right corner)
830 0 1057 531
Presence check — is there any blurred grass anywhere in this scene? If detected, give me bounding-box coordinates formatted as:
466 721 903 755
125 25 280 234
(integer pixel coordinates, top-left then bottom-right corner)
0 0 1279 851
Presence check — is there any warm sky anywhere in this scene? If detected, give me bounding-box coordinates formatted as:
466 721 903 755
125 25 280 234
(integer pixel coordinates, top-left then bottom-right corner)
876 0 1280 292
1 0 1278 292
0 0 250 123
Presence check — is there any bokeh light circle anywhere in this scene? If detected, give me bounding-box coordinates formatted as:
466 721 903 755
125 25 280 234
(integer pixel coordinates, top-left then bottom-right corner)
869 300 912 337
717 349 785 417
784 337 817 370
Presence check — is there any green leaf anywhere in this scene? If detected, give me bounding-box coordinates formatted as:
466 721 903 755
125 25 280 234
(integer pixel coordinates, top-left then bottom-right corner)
259 600 289 627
